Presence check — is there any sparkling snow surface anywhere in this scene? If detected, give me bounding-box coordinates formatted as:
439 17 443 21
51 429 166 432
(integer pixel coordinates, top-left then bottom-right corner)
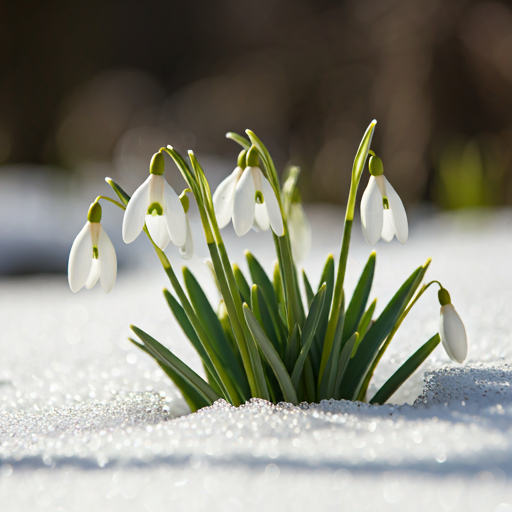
2 207 512 511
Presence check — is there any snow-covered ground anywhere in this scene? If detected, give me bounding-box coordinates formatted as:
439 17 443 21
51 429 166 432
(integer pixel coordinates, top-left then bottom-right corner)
2 206 512 511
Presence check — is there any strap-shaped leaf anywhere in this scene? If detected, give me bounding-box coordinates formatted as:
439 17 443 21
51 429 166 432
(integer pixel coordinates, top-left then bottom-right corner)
312 254 335 374
302 270 315 308
284 324 301 374
233 263 251 304
318 292 345 400
243 305 298 404
352 299 377 357
183 267 249 400
339 264 425 400
251 284 280 356
291 284 326 391
105 177 130 206
226 132 251 150
273 262 287 324
369 333 441 405
131 325 220 404
246 251 286 347
334 333 359 399
343 252 375 343
129 337 209 412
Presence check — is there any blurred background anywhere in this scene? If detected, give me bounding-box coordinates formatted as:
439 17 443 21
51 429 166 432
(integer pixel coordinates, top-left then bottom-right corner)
1 0 512 274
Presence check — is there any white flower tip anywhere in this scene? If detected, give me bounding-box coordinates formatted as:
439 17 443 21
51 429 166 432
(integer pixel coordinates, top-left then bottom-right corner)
440 304 468 364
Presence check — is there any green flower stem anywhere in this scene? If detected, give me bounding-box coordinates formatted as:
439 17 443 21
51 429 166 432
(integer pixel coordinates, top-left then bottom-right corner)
319 120 377 385
187 151 269 400
94 196 126 210
356 279 441 401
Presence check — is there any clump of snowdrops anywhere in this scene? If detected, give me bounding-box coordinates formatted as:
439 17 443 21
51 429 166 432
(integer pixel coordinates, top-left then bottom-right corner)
68 120 468 411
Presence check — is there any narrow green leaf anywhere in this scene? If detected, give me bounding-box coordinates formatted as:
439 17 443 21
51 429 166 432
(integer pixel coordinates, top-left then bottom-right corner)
302 270 315 308
183 267 249 400
318 292 345 400
285 324 300 374
343 252 376 343
352 119 377 183
233 263 251 304
251 284 281 355
273 262 287 324
370 334 441 405
352 299 377 356
314 254 335 376
339 264 425 400
128 337 209 412
105 178 130 206
243 305 298 404
246 251 286 347
291 284 326 392
131 325 220 404
334 333 359 399
226 132 251 150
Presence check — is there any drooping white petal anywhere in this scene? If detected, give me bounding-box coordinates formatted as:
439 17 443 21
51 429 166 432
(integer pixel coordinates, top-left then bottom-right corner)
360 176 384 245
145 214 171 251
233 168 256 236
381 209 395 242
98 226 117 293
253 203 270 232
122 176 151 244
439 304 468 363
179 215 194 260
288 203 312 262
85 258 101 289
384 176 408 244
68 222 93 293
260 173 284 236
213 167 242 229
163 179 187 247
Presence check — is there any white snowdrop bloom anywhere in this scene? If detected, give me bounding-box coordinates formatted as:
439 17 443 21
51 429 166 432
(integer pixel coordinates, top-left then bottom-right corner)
360 155 408 245
68 202 117 293
122 152 187 251
287 202 311 262
438 288 468 363
213 147 284 237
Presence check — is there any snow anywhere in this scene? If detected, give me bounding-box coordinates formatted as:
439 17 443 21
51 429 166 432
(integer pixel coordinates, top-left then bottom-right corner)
2 206 512 511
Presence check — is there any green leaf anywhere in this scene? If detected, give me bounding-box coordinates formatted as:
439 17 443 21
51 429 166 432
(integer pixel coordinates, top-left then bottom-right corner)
284 324 301 374
343 252 376 343
183 267 249 400
302 270 315 308
369 334 441 405
233 263 251 304
131 325 220 404
273 262 287 324
246 251 286 348
129 337 209 412
251 284 280 356
318 292 345 400
290 284 326 392
243 305 298 404
226 132 251 150
313 254 335 375
339 264 425 400
105 178 130 206
334 333 359 399
352 298 377 356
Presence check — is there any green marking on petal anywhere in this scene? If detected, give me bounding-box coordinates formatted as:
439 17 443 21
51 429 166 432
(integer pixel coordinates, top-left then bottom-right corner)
148 202 163 216
255 190 264 204
382 197 389 209
92 246 99 259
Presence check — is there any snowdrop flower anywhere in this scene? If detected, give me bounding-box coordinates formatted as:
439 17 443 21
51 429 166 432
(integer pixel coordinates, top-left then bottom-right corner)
122 152 187 251
178 190 194 260
213 147 284 237
438 288 468 363
360 154 408 245
68 202 117 293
